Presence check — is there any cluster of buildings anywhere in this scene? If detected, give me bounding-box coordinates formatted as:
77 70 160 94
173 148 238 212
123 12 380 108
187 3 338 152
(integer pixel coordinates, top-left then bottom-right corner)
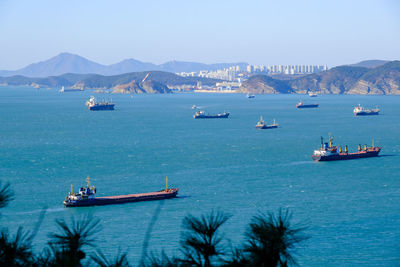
176 64 329 82
175 63 329 92
250 64 328 75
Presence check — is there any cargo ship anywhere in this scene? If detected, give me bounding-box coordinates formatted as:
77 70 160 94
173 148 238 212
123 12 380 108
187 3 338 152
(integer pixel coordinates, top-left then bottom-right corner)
255 117 278 129
59 86 84 92
85 96 115 111
296 101 319 108
312 135 381 161
353 105 379 116
193 110 229 119
64 177 178 207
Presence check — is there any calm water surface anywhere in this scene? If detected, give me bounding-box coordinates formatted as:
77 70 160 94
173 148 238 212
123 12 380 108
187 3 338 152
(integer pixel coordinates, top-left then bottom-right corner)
0 87 399 266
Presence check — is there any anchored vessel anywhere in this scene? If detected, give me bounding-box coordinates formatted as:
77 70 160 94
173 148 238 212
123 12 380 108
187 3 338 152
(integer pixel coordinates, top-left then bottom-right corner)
85 96 115 111
312 135 381 161
296 101 319 108
64 177 178 207
246 94 255 98
59 86 84 92
353 105 379 116
308 92 317 97
255 117 278 129
193 110 229 119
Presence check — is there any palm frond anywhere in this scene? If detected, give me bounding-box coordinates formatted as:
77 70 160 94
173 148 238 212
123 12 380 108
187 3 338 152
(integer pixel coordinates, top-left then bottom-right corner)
91 249 130 267
0 227 33 266
244 208 309 266
49 216 101 251
0 182 13 209
180 210 230 267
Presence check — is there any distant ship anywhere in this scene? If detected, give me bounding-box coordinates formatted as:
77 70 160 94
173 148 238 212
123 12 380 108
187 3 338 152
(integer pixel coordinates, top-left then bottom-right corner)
308 91 317 97
59 86 83 92
296 101 319 108
312 135 381 161
85 96 115 111
64 176 178 207
193 110 229 119
255 117 278 129
192 105 198 109
353 105 379 116
246 94 255 98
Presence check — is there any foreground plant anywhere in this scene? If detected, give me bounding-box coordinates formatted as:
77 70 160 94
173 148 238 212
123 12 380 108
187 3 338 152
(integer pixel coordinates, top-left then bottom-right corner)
242 209 308 267
180 210 230 267
0 227 34 266
42 216 101 266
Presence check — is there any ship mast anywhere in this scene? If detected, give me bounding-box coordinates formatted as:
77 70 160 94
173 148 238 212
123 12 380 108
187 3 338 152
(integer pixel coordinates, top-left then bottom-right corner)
86 176 90 187
329 133 333 148
165 176 168 191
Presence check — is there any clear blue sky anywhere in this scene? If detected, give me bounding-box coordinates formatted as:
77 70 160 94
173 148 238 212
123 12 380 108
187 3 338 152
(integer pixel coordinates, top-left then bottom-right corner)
0 0 399 69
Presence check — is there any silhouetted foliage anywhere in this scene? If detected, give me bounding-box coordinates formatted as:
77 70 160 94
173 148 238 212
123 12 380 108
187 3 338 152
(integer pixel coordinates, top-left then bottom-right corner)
44 216 101 266
0 182 13 209
145 250 179 267
0 227 34 266
242 209 308 267
91 250 130 267
180 211 230 267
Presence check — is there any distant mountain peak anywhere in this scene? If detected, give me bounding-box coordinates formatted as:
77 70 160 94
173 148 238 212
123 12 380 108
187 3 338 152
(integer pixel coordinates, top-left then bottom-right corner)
0 53 248 77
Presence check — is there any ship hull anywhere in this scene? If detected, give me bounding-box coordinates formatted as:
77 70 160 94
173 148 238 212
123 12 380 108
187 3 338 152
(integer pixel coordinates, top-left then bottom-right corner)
297 104 319 108
194 113 229 119
312 149 380 161
89 104 115 111
64 189 178 207
256 125 278 129
354 111 379 116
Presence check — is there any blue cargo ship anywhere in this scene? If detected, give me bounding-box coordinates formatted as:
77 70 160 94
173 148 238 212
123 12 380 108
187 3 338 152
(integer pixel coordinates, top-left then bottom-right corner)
85 96 115 111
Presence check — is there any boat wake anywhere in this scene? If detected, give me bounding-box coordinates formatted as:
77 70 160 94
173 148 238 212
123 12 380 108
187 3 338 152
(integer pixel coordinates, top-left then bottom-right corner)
9 207 64 216
280 161 314 166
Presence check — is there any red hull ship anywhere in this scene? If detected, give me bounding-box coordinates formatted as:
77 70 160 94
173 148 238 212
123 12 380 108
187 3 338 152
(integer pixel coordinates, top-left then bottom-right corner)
64 177 178 207
312 135 381 162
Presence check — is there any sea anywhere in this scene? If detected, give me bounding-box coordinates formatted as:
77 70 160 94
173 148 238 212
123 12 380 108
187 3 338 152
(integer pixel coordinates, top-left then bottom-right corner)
0 86 399 266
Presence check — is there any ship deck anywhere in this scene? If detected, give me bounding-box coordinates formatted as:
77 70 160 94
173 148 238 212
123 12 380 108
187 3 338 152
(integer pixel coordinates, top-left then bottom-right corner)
96 189 178 200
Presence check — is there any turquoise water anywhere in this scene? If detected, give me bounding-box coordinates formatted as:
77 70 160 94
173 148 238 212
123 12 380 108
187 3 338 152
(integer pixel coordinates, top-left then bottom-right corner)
0 86 399 266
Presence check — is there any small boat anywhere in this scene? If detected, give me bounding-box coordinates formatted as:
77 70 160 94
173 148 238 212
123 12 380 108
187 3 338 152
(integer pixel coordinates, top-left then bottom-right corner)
296 101 318 108
85 96 115 111
312 135 381 161
192 105 198 109
308 91 317 97
64 176 178 207
353 104 379 116
246 94 255 98
255 117 278 129
193 110 229 119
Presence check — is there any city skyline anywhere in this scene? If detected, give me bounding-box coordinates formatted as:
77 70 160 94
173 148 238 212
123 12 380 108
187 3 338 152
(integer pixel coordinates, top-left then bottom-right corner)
0 0 399 69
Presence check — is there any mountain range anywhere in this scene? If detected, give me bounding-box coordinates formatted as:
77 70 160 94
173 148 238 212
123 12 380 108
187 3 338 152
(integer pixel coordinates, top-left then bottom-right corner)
241 60 400 95
0 53 248 77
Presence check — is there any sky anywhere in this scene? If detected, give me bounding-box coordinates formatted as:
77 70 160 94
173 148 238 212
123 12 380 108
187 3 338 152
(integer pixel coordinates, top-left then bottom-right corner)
0 0 399 69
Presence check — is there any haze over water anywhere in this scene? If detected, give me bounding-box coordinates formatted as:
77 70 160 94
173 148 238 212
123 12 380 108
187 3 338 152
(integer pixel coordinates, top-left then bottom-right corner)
0 87 399 266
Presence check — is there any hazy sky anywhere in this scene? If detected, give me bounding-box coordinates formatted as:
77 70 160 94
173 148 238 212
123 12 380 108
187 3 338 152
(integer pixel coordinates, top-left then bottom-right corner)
0 0 399 69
